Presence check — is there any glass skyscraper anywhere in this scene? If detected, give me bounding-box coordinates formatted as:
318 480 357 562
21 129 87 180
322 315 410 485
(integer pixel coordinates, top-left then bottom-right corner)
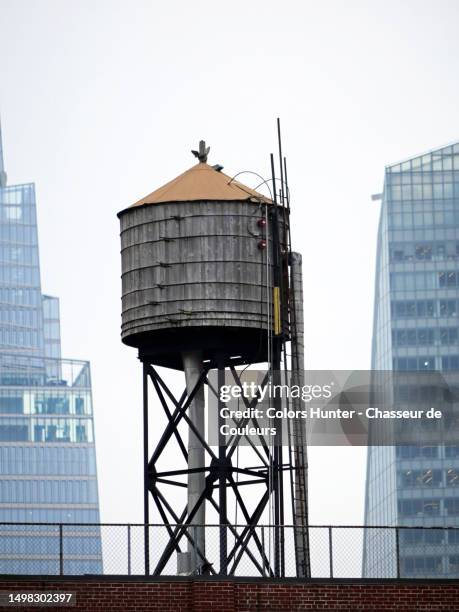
0 120 102 574
363 143 459 577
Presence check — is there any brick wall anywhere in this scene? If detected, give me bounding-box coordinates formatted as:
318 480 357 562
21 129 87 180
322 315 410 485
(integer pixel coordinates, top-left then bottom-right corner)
0 578 458 611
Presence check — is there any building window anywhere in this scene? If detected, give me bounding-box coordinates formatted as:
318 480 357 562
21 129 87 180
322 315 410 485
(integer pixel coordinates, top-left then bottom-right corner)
0 395 23 414
398 469 442 488
447 469 459 487
402 556 442 575
400 529 444 545
0 424 29 441
415 244 433 260
440 299 458 317
449 556 459 573
398 498 440 517
439 271 459 288
440 328 459 345
392 299 436 318
76 425 87 442
394 357 435 371
442 356 459 371
33 394 70 415
445 499 459 516
392 328 435 347
396 446 438 459
4 206 22 220
75 397 85 415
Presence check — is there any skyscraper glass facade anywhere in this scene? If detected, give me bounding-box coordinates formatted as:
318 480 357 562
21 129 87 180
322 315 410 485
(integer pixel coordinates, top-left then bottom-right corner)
364 143 459 577
0 180 43 354
0 123 102 574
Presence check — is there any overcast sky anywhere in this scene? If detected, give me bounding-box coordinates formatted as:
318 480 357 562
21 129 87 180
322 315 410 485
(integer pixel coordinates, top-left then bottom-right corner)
1 0 459 525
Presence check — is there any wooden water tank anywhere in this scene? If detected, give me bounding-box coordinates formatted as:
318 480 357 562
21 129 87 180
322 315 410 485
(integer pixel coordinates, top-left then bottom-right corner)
118 159 286 369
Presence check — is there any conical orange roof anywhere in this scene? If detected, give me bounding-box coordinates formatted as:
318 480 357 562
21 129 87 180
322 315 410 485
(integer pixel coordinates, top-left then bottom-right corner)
127 162 272 208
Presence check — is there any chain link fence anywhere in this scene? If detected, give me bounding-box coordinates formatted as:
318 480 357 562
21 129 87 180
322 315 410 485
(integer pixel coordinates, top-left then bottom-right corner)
0 523 459 578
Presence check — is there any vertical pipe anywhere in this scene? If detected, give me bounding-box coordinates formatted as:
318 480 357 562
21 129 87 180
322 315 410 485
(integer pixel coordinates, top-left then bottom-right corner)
273 364 284 578
143 362 150 575
217 359 228 575
277 119 288 254
270 153 284 577
290 252 310 577
182 350 206 571
283 157 290 212
277 118 285 206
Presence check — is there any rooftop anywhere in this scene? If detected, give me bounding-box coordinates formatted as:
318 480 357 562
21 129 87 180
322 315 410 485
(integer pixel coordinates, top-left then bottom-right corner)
386 141 459 172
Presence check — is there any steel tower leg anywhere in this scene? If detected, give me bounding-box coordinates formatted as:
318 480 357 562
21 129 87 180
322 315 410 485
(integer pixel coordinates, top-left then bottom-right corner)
217 358 228 575
142 363 150 575
182 350 206 571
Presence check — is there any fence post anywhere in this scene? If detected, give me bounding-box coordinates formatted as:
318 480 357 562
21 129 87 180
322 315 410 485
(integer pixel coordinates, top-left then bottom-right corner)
192 526 197 574
144 524 150 576
261 526 266 577
127 524 131 576
59 524 64 576
328 526 333 578
395 527 400 579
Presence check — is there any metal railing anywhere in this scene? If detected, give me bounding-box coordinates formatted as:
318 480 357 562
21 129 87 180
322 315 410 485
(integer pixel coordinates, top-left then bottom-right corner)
0 523 459 578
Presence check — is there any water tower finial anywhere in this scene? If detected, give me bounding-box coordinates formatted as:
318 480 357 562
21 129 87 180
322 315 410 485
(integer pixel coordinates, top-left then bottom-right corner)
191 140 210 163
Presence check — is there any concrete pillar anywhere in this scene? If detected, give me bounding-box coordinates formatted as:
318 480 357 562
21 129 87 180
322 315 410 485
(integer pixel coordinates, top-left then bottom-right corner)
182 350 206 571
